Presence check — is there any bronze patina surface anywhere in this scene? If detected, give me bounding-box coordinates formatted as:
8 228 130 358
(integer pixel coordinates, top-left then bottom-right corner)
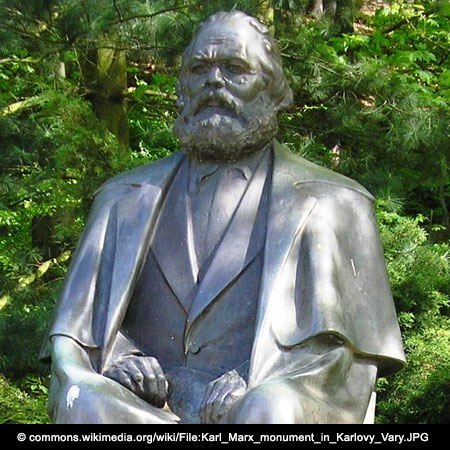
41 11 405 424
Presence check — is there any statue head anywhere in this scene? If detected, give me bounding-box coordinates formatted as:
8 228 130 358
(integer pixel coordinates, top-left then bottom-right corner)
173 11 293 161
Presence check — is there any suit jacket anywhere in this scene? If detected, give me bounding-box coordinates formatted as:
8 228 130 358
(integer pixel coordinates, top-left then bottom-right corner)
40 141 405 387
120 149 270 380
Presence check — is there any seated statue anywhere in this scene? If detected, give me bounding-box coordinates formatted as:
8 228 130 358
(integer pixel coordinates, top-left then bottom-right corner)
40 11 405 424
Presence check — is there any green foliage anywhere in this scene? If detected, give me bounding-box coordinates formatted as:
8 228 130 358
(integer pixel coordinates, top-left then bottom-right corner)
0 375 50 424
376 320 450 424
278 0 449 233
375 203 450 424
0 301 53 379
0 0 449 424
128 71 178 163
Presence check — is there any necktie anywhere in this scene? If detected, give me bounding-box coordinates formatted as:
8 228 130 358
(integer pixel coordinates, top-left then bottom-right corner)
189 164 249 269
205 166 248 256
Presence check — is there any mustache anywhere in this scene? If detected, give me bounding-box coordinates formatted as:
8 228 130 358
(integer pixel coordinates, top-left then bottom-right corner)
190 90 241 116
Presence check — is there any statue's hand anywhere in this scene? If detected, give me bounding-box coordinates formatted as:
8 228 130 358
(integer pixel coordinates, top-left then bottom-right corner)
199 369 247 424
104 355 168 408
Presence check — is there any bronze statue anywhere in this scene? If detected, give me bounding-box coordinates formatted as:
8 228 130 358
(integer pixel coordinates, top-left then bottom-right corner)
40 11 405 424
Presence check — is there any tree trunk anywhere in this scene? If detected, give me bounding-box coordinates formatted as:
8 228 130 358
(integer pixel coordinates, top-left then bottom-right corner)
309 0 354 33
256 0 275 33
310 0 325 16
55 61 66 80
334 0 354 33
31 215 58 259
80 34 129 147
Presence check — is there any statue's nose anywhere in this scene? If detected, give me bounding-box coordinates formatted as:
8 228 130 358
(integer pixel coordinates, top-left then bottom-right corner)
205 66 225 88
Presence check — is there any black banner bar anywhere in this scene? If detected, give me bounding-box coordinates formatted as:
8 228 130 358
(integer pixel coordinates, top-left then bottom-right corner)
5 424 443 449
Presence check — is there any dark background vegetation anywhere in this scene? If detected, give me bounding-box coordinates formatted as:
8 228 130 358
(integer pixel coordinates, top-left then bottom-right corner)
0 0 448 424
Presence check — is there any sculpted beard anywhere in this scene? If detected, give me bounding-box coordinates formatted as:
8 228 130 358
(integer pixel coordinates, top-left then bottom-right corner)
173 90 278 161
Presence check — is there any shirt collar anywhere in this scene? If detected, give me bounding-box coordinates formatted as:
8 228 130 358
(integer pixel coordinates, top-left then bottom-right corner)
188 146 269 193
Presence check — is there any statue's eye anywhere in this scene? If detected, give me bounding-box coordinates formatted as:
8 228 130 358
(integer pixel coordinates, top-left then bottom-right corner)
225 64 246 75
191 64 208 75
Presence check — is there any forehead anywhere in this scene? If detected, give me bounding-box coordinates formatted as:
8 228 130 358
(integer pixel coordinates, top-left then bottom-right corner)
190 20 262 62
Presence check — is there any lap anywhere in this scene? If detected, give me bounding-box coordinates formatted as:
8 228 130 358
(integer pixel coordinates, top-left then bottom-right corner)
222 379 303 424
50 368 179 424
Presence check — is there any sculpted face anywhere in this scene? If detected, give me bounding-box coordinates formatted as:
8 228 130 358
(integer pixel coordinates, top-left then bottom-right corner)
173 17 279 161
186 22 268 117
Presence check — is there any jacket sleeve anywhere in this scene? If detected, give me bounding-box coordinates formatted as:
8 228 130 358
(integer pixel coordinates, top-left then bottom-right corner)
244 184 404 423
250 184 405 389
39 184 121 363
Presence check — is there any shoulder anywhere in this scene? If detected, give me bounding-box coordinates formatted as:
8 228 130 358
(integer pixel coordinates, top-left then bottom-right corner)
273 141 374 202
94 151 184 197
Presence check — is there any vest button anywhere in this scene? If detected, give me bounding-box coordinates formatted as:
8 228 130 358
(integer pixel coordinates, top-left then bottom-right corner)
189 343 201 354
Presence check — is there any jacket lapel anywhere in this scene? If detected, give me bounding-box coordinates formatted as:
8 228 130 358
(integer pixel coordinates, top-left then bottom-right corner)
185 151 270 336
100 183 163 369
248 142 317 386
151 159 197 311
100 155 184 371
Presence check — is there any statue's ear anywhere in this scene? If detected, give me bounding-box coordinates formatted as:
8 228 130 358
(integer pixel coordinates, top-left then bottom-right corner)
274 84 294 114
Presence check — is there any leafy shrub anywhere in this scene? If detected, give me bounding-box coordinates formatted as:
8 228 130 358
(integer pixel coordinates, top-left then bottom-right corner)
375 203 450 424
0 375 50 424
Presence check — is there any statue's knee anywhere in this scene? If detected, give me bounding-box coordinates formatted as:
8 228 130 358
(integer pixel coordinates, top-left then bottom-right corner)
227 382 302 424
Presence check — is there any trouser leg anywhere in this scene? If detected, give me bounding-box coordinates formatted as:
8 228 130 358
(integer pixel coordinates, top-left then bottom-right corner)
221 353 378 424
49 367 179 424
221 380 303 424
